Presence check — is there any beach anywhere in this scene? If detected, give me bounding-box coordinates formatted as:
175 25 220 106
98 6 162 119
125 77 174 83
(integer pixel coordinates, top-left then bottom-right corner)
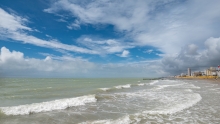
0 78 220 123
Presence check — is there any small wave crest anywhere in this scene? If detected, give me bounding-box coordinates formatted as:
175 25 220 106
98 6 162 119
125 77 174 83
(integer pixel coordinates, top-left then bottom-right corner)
115 84 131 89
99 88 111 91
0 95 97 115
149 80 159 85
79 115 132 124
156 83 185 90
137 83 145 86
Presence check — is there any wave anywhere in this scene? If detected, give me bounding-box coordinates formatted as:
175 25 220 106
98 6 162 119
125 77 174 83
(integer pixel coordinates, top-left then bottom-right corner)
115 84 131 89
0 95 96 115
142 93 202 115
99 88 111 91
79 115 132 124
137 83 145 86
156 83 185 90
149 80 159 85
81 93 202 124
182 84 201 89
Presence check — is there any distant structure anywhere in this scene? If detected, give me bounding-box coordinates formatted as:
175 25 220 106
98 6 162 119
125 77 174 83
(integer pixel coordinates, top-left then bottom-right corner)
193 71 203 76
206 67 217 76
176 65 220 79
188 68 191 76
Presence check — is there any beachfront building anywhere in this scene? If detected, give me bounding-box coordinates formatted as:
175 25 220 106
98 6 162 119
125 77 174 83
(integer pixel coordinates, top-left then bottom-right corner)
193 72 203 77
205 67 217 76
188 68 191 76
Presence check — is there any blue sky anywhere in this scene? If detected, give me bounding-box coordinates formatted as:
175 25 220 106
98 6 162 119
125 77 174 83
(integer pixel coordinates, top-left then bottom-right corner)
0 0 220 77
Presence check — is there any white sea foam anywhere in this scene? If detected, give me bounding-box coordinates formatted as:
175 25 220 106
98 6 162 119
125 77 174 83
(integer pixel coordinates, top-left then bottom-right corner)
79 92 202 124
143 93 202 115
156 83 185 90
79 115 132 124
185 89 193 92
137 83 145 86
183 84 201 89
99 88 111 91
115 84 131 89
149 80 159 85
0 95 97 115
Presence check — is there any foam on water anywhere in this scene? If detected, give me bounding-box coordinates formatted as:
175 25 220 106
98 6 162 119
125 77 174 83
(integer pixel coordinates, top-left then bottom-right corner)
0 95 97 115
82 91 202 124
79 115 132 124
142 93 202 115
115 84 131 89
156 83 185 90
149 80 159 85
185 89 193 92
137 83 145 86
183 84 201 89
99 88 111 91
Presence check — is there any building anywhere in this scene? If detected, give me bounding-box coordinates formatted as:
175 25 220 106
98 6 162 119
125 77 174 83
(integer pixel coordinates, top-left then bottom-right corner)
188 68 191 76
193 71 203 76
205 67 217 76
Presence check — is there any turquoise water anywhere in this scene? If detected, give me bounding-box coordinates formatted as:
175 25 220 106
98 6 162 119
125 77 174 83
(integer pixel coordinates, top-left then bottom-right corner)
0 78 220 123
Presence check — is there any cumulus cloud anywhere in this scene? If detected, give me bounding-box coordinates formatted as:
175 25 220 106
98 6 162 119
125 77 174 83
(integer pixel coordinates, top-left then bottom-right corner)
0 47 162 77
0 46 95 77
0 8 98 54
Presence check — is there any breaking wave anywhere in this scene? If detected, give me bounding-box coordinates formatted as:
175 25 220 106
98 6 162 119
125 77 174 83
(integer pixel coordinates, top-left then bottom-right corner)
0 95 97 115
149 80 159 85
99 88 111 91
115 84 131 89
142 93 202 115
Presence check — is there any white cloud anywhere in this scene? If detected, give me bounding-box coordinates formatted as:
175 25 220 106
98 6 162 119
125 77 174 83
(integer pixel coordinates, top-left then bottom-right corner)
145 49 153 54
0 8 98 55
0 47 163 77
45 0 220 55
67 20 81 30
118 50 130 57
0 47 24 63
0 46 95 77
76 36 133 55
0 8 31 32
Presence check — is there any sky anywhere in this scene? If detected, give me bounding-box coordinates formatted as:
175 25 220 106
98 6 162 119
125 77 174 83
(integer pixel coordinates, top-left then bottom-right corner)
0 0 220 78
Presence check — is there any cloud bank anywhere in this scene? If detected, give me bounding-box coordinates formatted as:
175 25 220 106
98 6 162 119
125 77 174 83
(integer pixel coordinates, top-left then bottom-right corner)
0 47 161 77
162 37 220 75
1 36 219 77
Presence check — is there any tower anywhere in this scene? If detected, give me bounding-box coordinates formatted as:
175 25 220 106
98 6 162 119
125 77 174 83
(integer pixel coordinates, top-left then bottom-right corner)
188 68 191 76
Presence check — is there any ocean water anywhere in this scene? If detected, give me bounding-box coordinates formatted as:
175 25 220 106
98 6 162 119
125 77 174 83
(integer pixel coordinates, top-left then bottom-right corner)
0 78 220 124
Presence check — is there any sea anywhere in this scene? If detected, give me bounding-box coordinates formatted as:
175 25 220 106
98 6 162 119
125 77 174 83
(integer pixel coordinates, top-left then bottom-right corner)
0 78 220 124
